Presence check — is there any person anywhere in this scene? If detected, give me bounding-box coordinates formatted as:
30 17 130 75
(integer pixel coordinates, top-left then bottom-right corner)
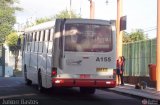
116 56 123 85
121 56 125 86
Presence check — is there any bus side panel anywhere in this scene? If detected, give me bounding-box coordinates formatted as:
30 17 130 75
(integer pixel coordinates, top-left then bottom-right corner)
24 52 30 78
37 42 43 71
53 19 62 69
40 42 48 88
37 53 43 71
46 41 53 88
112 28 116 69
30 52 38 83
46 55 52 88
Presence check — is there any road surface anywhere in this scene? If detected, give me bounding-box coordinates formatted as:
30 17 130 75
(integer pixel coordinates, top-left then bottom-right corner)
0 77 143 105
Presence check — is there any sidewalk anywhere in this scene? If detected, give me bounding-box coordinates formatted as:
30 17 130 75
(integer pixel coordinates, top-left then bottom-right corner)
108 84 160 101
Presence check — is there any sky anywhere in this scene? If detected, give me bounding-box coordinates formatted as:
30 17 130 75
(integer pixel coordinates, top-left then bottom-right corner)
15 0 157 39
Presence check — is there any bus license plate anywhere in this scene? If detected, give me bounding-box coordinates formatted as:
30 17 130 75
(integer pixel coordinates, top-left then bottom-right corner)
80 74 90 78
96 68 108 72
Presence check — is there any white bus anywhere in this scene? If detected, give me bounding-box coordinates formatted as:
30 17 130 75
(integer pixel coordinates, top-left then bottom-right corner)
22 19 116 94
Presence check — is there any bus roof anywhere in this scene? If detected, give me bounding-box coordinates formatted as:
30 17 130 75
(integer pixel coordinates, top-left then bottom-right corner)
25 20 55 32
24 19 114 33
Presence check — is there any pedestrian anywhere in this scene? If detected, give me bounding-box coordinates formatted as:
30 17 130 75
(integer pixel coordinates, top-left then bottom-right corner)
116 56 123 85
120 56 125 86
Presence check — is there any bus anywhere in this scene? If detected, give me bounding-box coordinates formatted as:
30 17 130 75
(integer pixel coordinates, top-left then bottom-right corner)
22 19 116 94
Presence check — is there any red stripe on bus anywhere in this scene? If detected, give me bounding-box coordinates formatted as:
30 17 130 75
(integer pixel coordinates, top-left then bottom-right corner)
52 78 116 88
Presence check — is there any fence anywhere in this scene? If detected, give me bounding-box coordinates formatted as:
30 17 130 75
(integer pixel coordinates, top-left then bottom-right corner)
123 38 156 76
0 45 5 76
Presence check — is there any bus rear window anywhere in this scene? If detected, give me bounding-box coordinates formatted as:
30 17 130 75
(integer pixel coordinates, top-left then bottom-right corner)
64 24 112 52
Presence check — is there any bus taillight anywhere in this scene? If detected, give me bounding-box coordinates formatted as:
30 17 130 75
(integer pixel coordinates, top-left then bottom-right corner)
52 67 57 77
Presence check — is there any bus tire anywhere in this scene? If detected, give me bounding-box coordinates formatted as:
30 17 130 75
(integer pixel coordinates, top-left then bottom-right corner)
80 87 96 94
24 65 32 86
38 70 45 92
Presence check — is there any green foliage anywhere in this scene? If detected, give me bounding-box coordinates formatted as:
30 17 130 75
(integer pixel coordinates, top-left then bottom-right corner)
35 17 54 25
0 0 22 44
54 9 81 19
33 9 81 26
123 29 147 43
122 31 131 43
129 29 146 42
6 32 18 47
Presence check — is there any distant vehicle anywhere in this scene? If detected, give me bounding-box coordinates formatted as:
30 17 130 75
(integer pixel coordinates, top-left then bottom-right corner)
21 19 116 94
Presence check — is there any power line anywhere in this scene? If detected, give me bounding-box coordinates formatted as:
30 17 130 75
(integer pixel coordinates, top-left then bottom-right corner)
143 26 157 30
144 28 157 33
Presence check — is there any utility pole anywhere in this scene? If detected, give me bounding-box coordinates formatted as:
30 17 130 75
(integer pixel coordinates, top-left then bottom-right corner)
89 0 95 19
116 0 123 85
69 0 72 18
116 0 123 58
156 0 160 91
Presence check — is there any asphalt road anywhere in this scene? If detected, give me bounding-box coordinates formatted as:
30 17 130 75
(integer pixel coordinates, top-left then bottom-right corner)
0 77 143 105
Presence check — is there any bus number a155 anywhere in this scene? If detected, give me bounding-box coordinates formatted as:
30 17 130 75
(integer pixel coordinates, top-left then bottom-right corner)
96 57 111 62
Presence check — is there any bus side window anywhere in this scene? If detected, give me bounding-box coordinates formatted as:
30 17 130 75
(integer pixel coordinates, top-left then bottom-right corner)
43 30 48 53
27 33 29 42
41 30 45 53
26 33 29 51
27 33 32 52
30 33 33 42
25 34 28 51
35 31 39 52
48 29 51 41
48 28 54 54
43 30 45 41
34 32 37 41
45 30 48 41
38 30 43 53
31 32 35 52
36 31 39 41
38 31 41 41
47 29 50 54
50 28 54 41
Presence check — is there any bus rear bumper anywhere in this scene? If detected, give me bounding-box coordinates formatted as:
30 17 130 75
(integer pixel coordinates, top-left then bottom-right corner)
52 79 116 88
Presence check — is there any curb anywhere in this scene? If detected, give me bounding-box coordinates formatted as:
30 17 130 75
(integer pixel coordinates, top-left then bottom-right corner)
106 86 160 101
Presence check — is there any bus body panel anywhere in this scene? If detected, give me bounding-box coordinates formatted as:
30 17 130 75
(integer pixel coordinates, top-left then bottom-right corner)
46 54 52 88
63 52 116 73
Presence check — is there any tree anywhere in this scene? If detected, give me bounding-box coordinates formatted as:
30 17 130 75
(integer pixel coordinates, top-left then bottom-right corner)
0 0 22 44
35 17 54 25
5 32 22 71
122 31 131 43
6 32 19 47
33 9 81 26
54 9 81 19
129 29 147 42
123 29 147 43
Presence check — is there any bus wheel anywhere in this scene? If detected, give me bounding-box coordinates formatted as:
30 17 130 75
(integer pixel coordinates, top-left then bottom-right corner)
80 87 96 94
38 71 45 92
24 65 32 85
